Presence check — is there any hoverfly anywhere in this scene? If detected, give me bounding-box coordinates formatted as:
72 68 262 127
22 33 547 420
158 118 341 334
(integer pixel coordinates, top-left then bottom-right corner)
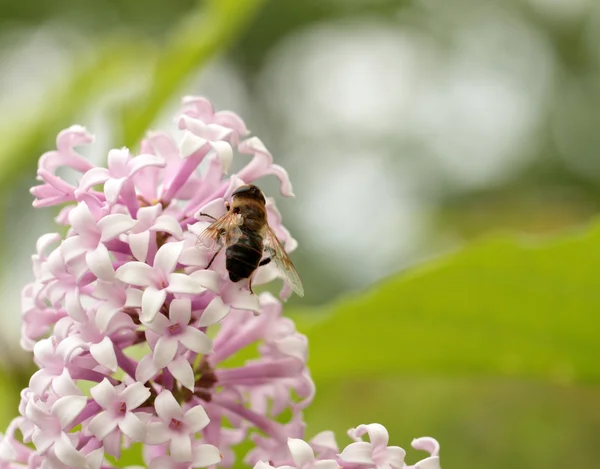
197 184 304 297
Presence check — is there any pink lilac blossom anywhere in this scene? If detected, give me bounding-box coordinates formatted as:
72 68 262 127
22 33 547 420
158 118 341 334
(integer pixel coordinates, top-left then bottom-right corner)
1 96 310 469
254 425 441 469
0 95 442 469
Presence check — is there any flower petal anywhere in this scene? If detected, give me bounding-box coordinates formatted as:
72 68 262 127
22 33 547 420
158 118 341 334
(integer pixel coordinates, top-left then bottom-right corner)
166 273 206 295
192 444 222 467
89 336 117 372
135 355 159 383
98 213 136 242
115 262 158 287
168 356 195 391
313 461 341 469
414 457 441 469
183 404 210 433
288 438 315 468
118 412 145 441
170 432 193 462
145 421 170 445
88 410 118 440
198 296 230 327
339 442 374 465
153 215 184 239
68 202 98 239
154 241 184 275
155 390 183 422
54 433 86 467
129 231 151 262
90 378 118 409
141 287 167 323
85 243 114 281
169 298 191 325
153 336 178 369
122 382 151 410
180 328 213 354
51 395 87 429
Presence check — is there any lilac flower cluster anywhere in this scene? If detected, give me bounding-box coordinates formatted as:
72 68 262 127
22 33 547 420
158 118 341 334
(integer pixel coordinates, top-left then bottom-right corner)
0 97 441 469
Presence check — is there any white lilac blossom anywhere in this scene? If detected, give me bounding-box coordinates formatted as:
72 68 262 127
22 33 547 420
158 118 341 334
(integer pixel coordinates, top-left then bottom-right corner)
0 95 442 469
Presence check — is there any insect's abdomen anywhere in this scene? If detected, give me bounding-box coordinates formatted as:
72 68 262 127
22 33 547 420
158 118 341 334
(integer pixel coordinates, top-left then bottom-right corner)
226 228 263 282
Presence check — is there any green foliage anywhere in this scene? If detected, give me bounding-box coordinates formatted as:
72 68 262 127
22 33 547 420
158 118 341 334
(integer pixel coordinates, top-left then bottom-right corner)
293 224 600 385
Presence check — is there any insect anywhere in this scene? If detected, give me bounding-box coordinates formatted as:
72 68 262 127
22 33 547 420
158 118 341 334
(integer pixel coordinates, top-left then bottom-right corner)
197 184 304 297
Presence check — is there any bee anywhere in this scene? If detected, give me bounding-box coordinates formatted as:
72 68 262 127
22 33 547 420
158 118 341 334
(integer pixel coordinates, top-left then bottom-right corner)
197 184 304 297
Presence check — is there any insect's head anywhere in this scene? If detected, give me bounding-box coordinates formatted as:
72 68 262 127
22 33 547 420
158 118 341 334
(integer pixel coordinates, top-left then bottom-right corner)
231 184 266 204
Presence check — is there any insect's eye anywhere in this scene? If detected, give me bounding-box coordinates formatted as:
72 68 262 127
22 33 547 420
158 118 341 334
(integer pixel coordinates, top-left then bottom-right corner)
232 207 240 214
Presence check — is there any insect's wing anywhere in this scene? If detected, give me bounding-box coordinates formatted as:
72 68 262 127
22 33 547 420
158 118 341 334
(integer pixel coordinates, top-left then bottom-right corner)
263 226 304 297
196 213 243 251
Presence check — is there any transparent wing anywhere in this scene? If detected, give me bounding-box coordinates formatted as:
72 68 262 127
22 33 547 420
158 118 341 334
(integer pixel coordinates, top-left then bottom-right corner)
263 226 304 297
196 212 243 251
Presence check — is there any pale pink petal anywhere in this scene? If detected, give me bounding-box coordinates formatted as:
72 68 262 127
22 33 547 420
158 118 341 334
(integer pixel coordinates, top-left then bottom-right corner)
52 369 81 397
169 298 191 325
98 213 136 242
128 153 166 174
153 215 184 239
180 328 213 354
86 448 105 469
89 337 117 371
61 235 89 263
354 424 389 449
384 447 407 469
210 140 233 173
411 437 440 456
65 290 86 322
198 296 230 327
311 431 339 453
153 336 178 369
104 177 127 205
170 432 193 462
183 405 209 433
166 273 207 294
145 421 170 445
155 390 183 422
107 148 130 175
78 167 110 191
167 356 195 391
141 287 167 323
414 457 441 469
51 395 87 429
143 312 170 334
85 243 114 281
180 131 208 158
188 269 221 292
54 433 86 467
229 289 260 313
118 412 145 441
313 461 341 469
88 410 119 440
192 444 222 467
288 438 315 468
115 262 158 287
68 202 98 239
154 241 184 275
193 198 226 220
90 378 118 409
129 231 151 262
136 355 159 383
122 382 151 410
339 442 374 465
125 287 143 307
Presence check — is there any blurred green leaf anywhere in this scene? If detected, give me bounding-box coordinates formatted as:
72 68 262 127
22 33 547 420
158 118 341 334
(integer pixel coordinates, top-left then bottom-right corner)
121 0 266 147
293 224 600 385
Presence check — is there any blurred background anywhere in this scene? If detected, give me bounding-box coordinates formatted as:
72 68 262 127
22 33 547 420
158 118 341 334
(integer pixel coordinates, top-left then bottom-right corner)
0 0 599 467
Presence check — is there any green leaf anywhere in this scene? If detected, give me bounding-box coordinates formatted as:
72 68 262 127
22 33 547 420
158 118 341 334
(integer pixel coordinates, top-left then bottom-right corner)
294 225 600 385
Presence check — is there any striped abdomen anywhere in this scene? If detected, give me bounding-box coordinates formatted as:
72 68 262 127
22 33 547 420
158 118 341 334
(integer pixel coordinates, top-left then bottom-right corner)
225 228 264 282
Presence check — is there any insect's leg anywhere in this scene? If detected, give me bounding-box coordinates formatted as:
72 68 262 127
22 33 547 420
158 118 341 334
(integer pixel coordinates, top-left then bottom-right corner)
248 277 255 295
197 212 217 221
205 248 222 269
259 257 271 267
